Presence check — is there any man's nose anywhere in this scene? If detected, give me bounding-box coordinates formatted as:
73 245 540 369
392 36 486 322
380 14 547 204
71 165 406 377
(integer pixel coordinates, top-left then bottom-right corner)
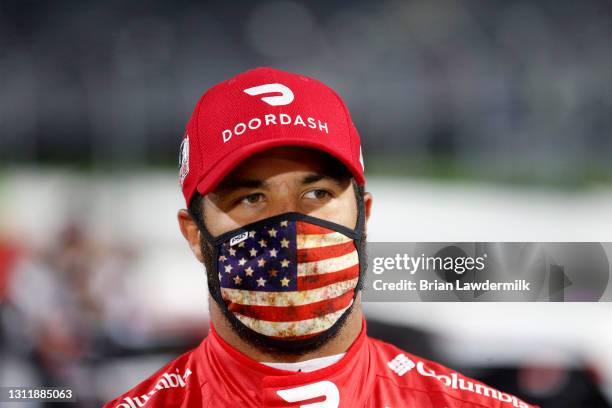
269 183 300 214
271 198 300 214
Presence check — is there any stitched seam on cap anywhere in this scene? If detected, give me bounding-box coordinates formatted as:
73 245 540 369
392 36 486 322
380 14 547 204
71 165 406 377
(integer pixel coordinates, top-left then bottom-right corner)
193 92 207 193
193 78 231 194
328 85 355 160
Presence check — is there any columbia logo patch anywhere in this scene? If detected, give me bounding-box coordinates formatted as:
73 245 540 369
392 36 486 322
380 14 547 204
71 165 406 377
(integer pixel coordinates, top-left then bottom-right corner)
387 354 415 376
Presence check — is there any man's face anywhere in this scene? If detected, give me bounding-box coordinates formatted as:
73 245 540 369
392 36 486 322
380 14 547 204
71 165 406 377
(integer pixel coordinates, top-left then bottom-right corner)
203 146 360 236
178 146 372 353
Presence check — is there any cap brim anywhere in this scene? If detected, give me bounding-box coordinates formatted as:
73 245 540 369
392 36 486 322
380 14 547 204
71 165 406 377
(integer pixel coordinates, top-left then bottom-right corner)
196 138 365 197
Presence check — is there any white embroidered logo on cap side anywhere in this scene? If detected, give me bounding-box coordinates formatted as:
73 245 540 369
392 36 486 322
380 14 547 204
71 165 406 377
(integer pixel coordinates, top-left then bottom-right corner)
179 135 189 186
243 83 294 106
359 146 364 171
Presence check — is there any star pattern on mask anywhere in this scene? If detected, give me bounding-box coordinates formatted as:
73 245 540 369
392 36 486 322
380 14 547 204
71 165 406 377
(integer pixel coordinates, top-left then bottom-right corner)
216 219 299 292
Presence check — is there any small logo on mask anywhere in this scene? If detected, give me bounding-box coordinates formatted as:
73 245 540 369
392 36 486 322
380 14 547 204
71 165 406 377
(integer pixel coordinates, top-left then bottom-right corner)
229 232 249 246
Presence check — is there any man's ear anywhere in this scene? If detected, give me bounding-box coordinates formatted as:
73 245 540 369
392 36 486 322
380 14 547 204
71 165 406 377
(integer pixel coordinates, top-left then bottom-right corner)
178 209 204 263
363 191 373 227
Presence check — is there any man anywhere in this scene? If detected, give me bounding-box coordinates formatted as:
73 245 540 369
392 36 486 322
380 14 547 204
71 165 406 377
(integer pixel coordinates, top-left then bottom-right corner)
105 67 536 407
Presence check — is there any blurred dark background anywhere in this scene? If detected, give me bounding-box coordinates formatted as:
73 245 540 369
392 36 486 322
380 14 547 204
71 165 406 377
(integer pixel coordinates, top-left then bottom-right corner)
2 0 612 185
1 1 612 407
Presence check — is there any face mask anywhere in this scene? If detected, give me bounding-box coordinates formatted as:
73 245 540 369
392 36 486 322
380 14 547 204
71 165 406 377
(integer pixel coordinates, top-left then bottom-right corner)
198 200 366 351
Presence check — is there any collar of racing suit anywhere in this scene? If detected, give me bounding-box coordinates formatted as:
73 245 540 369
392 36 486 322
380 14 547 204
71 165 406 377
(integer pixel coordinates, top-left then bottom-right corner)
199 317 373 407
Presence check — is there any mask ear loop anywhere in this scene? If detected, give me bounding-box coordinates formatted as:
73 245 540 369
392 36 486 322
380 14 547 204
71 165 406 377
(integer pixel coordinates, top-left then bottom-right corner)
354 183 366 234
352 183 367 296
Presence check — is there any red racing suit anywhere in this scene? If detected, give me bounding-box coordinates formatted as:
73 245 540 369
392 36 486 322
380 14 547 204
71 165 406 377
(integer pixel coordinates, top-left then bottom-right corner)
104 321 537 408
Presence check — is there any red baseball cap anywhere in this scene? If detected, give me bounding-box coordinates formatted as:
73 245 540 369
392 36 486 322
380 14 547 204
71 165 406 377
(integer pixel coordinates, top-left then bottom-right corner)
179 67 365 206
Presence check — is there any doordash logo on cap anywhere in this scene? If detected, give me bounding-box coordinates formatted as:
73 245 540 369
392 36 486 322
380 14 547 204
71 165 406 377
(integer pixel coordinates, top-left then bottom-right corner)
221 82 329 143
243 83 294 106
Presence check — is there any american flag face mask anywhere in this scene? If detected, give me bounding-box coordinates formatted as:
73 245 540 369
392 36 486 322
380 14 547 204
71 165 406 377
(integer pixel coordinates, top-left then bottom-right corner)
200 206 366 350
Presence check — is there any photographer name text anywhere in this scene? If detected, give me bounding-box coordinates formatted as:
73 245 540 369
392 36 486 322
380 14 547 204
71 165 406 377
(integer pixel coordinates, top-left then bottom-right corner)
373 279 531 292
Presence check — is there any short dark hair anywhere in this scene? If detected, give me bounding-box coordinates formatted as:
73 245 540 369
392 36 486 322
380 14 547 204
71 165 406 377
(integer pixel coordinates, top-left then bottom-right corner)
188 191 206 232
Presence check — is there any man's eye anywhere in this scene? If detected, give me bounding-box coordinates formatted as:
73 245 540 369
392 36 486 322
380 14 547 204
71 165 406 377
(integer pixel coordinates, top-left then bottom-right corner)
242 193 264 204
303 189 332 200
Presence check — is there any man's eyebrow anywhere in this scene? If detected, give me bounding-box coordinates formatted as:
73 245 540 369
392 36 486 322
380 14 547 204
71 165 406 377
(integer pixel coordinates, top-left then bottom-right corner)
216 178 269 192
301 173 347 187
